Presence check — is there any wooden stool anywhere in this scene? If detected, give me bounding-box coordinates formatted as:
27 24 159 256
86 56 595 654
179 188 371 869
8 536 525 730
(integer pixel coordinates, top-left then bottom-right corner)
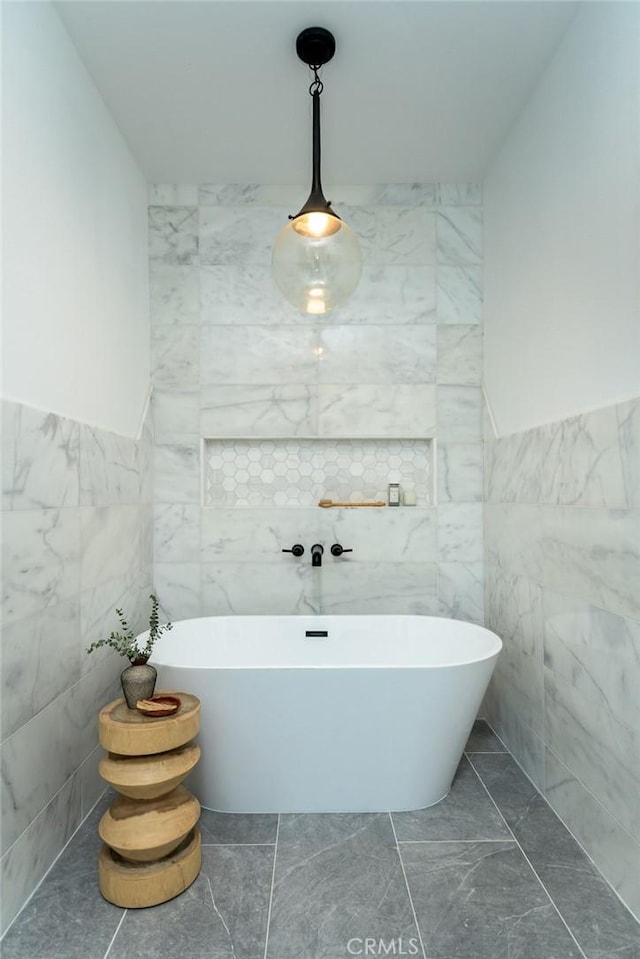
97 691 202 908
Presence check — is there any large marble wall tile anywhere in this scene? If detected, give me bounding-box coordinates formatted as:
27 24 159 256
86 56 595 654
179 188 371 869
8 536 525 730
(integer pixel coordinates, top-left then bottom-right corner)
437 503 483 561
491 641 544 736
153 437 201 504
438 562 484 624
538 405 631 507
437 265 483 324
482 677 545 788
436 206 483 264
342 206 436 265
437 386 483 442
318 385 437 437
544 748 640 919
200 264 295 325
200 326 317 386
373 182 437 205
154 503 201 563
540 506 640 621
485 567 543 657
154 563 201 620
201 562 318 615
148 206 198 265
329 266 436 325
318 326 436 384
78 745 106 819
0 662 111 854
2 402 80 510
437 443 483 502
79 568 148 675
149 184 198 205
201 508 320 564
152 390 200 441
61 658 122 764
320 562 438 615
436 325 483 385
79 426 141 506
544 667 640 840
1 599 80 740
199 206 287 265
543 590 640 732
151 325 199 388
618 398 640 508
319 507 437 563
200 384 318 437
0 773 82 935
485 430 543 504
149 264 199 325
198 183 298 206
484 504 545 584
80 505 142 591
2 508 81 624
437 182 482 205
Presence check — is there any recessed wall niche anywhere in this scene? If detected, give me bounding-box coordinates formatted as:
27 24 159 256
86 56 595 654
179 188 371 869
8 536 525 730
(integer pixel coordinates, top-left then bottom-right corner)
204 438 433 508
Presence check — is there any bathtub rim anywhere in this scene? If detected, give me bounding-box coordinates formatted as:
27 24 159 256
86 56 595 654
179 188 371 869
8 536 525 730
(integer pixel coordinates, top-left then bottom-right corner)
146 614 503 671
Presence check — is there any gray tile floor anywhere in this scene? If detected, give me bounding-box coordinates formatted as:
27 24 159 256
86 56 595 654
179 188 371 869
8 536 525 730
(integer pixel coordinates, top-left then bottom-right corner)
3 722 639 959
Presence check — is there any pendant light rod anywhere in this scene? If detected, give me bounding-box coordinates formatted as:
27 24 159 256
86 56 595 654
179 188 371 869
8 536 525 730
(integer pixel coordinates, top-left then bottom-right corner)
290 28 339 222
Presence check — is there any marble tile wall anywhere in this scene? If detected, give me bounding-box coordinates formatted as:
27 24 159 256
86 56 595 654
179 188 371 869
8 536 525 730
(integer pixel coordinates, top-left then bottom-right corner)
0 400 153 934
483 396 640 918
149 182 484 620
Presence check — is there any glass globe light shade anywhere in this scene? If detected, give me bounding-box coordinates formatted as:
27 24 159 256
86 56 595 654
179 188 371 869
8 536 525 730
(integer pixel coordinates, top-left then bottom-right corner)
272 214 362 315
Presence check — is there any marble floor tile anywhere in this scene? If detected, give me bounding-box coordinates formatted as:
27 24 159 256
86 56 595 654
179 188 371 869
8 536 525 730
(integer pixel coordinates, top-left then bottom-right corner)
401 839 582 958
1 799 122 959
266 813 418 959
392 757 510 841
470 754 640 959
465 719 507 753
199 809 278 844
109 845 274 959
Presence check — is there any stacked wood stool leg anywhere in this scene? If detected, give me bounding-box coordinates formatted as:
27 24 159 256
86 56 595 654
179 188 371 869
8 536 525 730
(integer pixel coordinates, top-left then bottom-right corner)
97 692 202 908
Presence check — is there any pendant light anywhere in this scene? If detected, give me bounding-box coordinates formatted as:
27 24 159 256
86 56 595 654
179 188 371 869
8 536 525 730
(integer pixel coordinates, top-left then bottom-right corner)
272 27 362 316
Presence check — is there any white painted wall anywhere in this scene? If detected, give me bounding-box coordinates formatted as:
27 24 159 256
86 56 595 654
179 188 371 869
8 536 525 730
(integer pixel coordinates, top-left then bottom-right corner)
483 3 640 437
2 2 149 438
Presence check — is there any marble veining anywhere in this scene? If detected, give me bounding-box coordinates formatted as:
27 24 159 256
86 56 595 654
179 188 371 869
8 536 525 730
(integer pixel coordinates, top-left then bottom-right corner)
2 402 80 510
1 399 153 935
484 395 640 920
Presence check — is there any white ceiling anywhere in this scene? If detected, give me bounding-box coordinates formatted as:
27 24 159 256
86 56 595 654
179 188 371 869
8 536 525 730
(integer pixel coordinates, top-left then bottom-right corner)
56 1 578 184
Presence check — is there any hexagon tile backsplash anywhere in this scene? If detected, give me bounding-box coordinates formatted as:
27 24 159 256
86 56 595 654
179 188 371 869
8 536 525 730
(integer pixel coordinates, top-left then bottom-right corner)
204 439 432 508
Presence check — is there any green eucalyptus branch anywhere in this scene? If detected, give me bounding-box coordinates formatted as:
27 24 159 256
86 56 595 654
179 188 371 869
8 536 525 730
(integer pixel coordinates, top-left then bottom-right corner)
86 594 172 665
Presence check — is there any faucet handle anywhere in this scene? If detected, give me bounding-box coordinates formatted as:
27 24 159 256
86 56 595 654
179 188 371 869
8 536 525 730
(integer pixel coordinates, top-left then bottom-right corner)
330 543 353 557
282 544 305 557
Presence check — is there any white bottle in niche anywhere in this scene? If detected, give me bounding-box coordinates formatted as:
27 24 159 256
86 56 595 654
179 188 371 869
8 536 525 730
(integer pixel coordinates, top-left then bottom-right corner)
388 483 400 506
403 488 417 506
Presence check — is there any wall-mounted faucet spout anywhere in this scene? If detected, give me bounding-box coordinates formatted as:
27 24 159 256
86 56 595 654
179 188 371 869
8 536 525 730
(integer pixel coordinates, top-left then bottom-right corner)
311 544 324 567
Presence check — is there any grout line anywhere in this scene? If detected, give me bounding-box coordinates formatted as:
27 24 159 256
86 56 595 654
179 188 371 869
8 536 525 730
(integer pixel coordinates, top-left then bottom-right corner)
200 842 276 847
397 838 516 844
103 909 127 959
466 755 588 959
262 813 280 959
389 813 427 959
1 784 110 941
480 720 640 924
463 749 508 755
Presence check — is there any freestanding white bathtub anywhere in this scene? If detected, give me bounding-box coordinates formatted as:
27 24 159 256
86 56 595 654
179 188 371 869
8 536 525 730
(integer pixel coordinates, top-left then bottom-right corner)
148 615 501 813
